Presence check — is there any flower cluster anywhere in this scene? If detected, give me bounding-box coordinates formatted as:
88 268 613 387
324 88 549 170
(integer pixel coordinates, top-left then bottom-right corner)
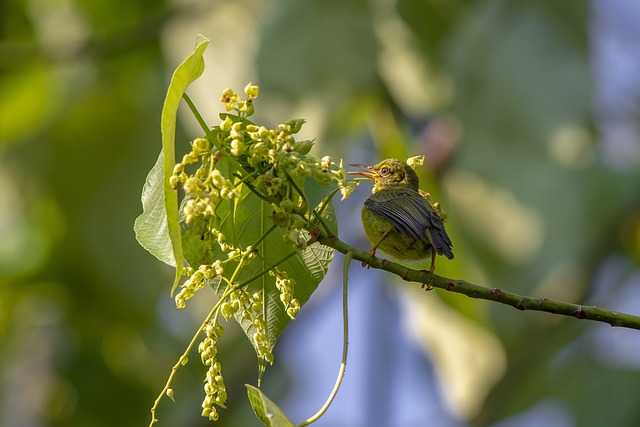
221 83 258 114
220 290 273 364
171 146 239 225
174 261 224 309
198 321 226 421
269 267 300 319
170 84 354 252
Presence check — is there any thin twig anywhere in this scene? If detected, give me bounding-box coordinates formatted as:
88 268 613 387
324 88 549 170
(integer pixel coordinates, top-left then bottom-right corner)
149 284 238 426
316 232 640 330
311 187 340 237
182 93 211 137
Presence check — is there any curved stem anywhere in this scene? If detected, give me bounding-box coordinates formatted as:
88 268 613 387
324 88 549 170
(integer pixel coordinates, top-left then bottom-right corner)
242 179 280 205
297 251 352 427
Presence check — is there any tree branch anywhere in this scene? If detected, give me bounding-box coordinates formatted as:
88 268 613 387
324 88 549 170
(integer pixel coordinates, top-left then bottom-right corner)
317 232 640 330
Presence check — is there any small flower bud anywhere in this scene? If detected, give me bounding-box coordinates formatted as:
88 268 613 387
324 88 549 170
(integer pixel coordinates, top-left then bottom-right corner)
406 155 425 169
230 139 245 156
294 139 314 154
284 118 305 134
244 82 259 98
220 116 233 131
192 137 209 154
280 198 294 213
221 302 235 319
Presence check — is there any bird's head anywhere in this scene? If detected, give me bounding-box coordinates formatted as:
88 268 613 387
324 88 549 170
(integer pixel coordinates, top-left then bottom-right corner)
349 158 420 193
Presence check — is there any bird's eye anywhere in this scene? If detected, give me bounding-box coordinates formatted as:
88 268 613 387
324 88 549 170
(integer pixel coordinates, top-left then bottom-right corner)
380 167 391 175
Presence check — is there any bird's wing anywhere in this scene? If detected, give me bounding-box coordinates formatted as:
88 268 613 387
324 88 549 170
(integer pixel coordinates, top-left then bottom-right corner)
365 190 454 259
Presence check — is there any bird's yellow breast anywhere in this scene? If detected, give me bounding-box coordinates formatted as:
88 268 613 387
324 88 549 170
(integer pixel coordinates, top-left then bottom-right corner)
361 206 433 261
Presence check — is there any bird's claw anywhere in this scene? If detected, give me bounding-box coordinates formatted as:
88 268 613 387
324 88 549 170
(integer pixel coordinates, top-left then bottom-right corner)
421 268 434 291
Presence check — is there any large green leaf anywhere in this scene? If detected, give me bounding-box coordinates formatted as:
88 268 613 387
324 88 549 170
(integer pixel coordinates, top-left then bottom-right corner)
227 191 334 351
134 35 209 292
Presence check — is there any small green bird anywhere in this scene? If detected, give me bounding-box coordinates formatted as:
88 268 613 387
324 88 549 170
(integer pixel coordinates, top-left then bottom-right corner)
349 158 453 272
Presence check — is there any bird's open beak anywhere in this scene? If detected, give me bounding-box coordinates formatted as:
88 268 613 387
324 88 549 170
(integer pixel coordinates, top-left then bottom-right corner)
348 164 377 180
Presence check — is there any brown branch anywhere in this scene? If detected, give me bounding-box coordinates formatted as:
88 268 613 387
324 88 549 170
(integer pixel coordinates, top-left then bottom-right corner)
317 232 640 330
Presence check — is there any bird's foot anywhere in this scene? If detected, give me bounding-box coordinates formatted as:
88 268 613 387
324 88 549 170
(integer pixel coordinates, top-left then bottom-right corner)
421 281 434 291
420 268 434 291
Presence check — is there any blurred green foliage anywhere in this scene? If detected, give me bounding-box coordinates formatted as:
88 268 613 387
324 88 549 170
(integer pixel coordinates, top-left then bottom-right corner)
1 0 640 426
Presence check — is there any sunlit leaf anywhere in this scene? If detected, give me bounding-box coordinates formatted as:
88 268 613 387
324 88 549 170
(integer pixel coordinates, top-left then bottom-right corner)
246 384 295 427
134 151 176 266
134 35 209 293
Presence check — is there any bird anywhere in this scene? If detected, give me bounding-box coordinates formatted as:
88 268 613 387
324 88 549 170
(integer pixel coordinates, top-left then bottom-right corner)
349 158 453 273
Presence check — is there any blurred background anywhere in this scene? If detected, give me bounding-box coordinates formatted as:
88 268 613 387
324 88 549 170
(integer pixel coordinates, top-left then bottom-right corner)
2 0 640 426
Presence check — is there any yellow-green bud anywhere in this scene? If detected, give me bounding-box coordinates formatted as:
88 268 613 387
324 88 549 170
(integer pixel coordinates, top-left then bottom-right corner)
230 139 245 156
192 137 209 154
183 152 198 164
221 302 235 319
290 214 305 230
406 155 425 169
276 123 291 134
280 198 294 213
294 140 314 154
220 116 233 131
284 118 305 134
244 82 259 98
196 167 210 180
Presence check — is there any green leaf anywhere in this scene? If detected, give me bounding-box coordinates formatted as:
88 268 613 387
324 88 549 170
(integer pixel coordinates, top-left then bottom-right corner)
133 34 209 293
246 384 295 427
303 175 338 212
134 151 176 266
229 195 334 350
